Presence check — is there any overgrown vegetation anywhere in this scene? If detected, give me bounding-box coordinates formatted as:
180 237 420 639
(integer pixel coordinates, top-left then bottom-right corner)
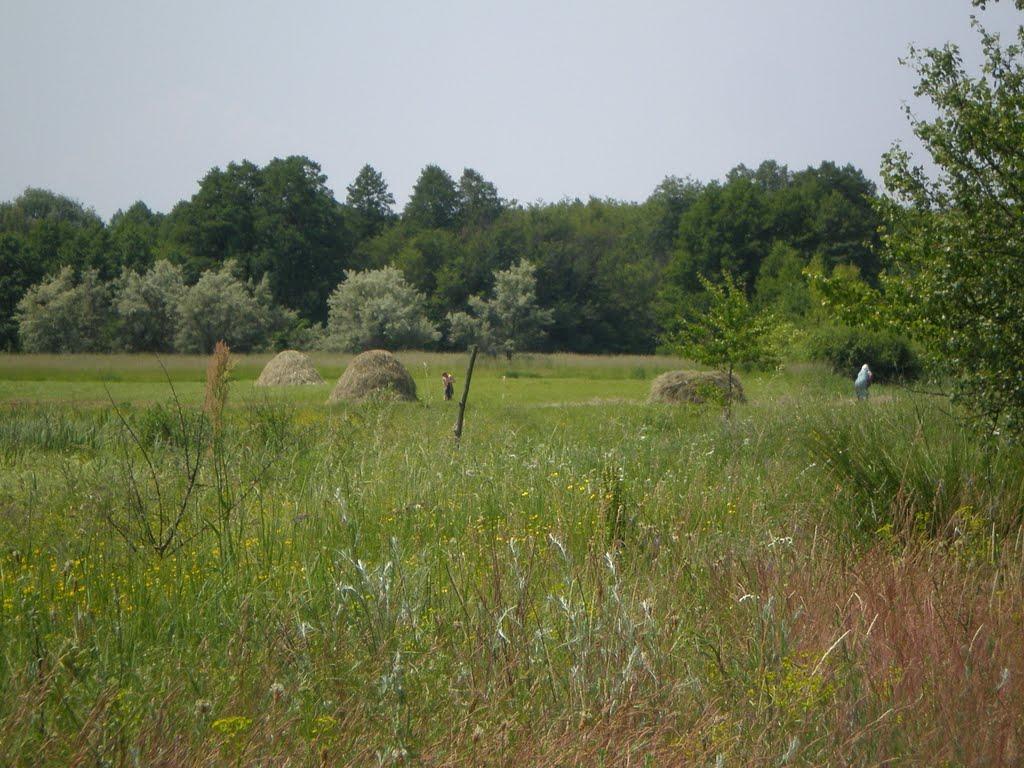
806 325 921 382
1 5 1021 765
0 354 1022 765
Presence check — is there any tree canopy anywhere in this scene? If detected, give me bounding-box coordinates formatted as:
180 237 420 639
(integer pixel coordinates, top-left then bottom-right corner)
0 155 893 355
875 10 1024 433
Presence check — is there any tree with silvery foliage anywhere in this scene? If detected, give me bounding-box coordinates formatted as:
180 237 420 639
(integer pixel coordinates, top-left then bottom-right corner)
114 260 185 352
447 259 552 358
174 261 295 354
16 267 113 352
324 267 440 352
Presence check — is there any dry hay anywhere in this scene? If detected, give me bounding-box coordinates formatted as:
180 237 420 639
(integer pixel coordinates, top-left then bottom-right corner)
327 349 417 403
648 369 745 405
255 350 324 387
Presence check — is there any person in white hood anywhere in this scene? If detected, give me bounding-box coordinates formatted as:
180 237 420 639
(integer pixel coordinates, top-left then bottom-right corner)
854 363 873 400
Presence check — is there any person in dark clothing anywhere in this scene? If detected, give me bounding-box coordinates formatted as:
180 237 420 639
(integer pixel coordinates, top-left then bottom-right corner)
441 372 455 401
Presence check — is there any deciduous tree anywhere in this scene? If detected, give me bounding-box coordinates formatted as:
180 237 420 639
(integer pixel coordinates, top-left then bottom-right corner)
662 272 784 414
114 260 186 352
877 7 1024 432
16 267 113 352
446 259 552 357
175 262 293 353
324 267 439 351
404 165 459 230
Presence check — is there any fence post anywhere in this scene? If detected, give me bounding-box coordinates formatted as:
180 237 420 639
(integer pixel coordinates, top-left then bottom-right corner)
453 345 478 444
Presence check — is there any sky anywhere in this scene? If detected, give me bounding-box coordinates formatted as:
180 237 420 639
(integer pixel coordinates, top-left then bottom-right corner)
1 0 1021 221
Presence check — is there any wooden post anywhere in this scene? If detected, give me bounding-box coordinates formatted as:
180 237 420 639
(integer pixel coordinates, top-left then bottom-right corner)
453 345 478 443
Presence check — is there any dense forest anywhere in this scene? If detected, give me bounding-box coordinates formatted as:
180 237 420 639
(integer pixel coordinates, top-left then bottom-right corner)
0 157 881 354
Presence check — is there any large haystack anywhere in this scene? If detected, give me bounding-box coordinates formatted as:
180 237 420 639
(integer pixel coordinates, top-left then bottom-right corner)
648 369 745 405
255 350 324 386
328 349 417 403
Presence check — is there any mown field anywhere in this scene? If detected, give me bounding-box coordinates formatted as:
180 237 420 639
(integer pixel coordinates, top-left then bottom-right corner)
0 352 1022 766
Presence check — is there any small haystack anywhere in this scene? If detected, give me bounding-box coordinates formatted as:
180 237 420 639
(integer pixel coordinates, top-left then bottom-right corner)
255 350 324 387
328 349 417 403
648 370 745 405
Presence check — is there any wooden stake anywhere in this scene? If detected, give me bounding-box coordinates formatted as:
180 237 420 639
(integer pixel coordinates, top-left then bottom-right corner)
453 345 478 443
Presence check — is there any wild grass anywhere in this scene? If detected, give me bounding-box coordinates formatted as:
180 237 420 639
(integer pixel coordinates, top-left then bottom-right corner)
0 354 1021 765
0 351 690 384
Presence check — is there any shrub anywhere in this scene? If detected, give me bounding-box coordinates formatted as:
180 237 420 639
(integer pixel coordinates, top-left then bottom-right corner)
807 325 921 382
16 267 113 352
324 267 439 352
114 260 185 352
175 262 295 353
446 259 552 357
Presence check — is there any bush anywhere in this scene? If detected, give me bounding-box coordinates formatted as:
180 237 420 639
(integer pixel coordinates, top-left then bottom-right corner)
114 260 185 352
175 262 295 353
324 267 439 352
446 259 552 357
807 325 921 382
16 267 113 352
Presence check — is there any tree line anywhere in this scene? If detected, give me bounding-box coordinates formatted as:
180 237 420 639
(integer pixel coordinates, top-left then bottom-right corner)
0 157 881 354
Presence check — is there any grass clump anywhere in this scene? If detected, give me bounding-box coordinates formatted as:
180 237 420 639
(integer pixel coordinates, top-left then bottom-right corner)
808 404 1024 542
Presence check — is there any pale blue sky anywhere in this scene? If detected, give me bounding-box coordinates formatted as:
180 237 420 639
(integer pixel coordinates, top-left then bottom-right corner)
1 1 1020 220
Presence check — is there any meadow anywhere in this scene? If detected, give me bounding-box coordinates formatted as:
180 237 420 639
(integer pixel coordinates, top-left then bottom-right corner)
0 352 1022 766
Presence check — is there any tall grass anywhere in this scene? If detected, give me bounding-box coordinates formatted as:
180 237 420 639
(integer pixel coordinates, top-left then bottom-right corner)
807 402 1024 542
0 356 1021 764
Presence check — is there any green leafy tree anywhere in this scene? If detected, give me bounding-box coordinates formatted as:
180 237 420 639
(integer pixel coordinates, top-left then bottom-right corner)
0 234 40 349
113 260 186 352
324 267 440 351
876 7 1024 432
805 260 882 329
446 259 553 357
0 188 113 278
164 161 261 280
404 165 459 230
0 190 115 346
780 163 880 277
754 242 811 318
250 156 351 323
108 201 163 272
16 267 113 352
524 199 660 353
643 175 703 263
663 272 783 412
174 262 293 353
457 168 504 229
346 163 396 239
671 173 770 286
165 157 351 321
393 229 461 314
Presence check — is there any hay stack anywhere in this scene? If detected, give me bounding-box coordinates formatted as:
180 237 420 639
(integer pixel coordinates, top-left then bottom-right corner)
255 350 324 386
648 370 745 405
328 349 417 403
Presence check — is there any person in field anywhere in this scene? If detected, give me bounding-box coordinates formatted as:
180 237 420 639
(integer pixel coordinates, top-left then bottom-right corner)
441 371 455 401
854 363 873 400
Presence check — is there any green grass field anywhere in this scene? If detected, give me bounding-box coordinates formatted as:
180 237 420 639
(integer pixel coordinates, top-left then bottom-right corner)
0 353 1021 766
